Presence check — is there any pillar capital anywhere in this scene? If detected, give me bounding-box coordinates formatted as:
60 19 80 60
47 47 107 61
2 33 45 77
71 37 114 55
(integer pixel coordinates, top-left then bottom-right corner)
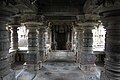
77 14 99 29
84 14 100 21
82 22 98 30
9 15 21 26
23 22 43 30
38 25 47 30
75 23 83 30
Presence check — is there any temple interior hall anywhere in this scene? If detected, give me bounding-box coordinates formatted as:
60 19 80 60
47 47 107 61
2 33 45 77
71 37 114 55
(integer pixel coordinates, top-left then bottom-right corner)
0 0 120 80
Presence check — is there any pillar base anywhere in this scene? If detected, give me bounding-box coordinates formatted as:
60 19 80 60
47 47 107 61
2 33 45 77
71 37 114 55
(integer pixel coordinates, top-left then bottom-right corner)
84 71 100 80
0 70 15 80
100 71 109 80
25 63 42 71
81 64 100 80
81 64 97 72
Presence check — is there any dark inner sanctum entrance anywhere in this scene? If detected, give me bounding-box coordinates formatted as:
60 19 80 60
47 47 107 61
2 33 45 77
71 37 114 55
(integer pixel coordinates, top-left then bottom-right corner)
51 25 72 50
56 33 66 50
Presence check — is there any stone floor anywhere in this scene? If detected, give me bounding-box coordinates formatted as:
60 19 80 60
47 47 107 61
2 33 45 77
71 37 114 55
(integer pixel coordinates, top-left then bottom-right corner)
13 62 102 80
12 51 103 80
34 62 85 80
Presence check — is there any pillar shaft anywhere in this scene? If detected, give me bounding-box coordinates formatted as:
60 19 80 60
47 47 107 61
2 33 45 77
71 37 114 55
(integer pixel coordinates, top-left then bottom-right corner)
25 23 39 71
9 15 21 50
27 29 38 64
10 26 18 50
76 26 83 63
81 25 96 72
38 27 46 62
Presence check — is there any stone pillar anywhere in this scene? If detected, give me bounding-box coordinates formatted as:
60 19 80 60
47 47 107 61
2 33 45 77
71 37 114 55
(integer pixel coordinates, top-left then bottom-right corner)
25 22 39 71
9 15 21 50
37 26 46 62
49 27 52 50
10 26 19 50
81 22 96 71
66 31 72 50
75 25 83 63
46 27 51 44
98 1 120 80
0 3 15 80
80 21 100 80
45 27 52 52
52 29 57 50
6 26 11 43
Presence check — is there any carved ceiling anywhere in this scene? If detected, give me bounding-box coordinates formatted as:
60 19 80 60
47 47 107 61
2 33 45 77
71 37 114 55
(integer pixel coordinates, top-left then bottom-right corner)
1 0 101 25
